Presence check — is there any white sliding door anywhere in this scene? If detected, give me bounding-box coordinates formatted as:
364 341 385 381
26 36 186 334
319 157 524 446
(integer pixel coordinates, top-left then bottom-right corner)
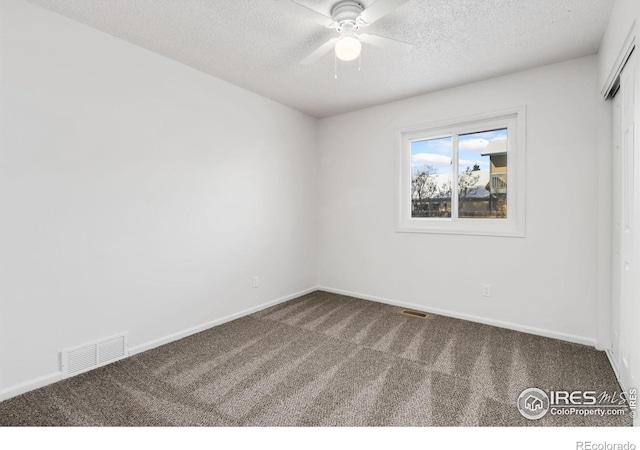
611 51 638 405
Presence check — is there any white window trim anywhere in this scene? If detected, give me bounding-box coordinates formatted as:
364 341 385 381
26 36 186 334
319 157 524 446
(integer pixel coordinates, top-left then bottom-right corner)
395 106 526 237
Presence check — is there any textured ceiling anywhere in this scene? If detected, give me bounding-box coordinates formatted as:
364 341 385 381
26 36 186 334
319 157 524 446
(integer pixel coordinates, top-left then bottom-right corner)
25 0 615 118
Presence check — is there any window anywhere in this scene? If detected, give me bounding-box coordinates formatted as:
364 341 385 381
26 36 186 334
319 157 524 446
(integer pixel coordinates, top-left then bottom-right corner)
396 107 525 236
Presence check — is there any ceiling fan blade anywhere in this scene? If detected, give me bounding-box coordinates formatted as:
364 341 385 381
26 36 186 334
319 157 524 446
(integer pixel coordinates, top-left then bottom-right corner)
359 33 413 53
277 0 335 27
359 0 410 25
300 38 339 66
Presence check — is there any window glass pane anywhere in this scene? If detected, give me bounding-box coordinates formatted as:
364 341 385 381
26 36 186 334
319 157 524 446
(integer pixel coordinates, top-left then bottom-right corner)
411 136 452 218
457 129 508 218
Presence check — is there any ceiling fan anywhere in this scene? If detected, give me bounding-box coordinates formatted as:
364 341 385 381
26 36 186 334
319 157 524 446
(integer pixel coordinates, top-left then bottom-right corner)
278 0 413 66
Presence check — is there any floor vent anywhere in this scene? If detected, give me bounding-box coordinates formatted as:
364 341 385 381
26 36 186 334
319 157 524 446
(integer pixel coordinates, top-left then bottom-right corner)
61 333 129 377
401 309 429 318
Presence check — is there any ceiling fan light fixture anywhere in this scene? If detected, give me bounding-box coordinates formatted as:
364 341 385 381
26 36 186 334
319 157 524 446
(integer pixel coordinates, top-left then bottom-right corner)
335 35 361 61
284 0 413 68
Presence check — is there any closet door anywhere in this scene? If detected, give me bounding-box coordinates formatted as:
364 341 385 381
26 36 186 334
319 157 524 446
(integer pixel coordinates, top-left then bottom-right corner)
612 51 637 397
611 87 621 374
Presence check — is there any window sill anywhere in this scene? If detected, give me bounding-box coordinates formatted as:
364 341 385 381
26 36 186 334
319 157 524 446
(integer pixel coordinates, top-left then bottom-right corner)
395 219 525 237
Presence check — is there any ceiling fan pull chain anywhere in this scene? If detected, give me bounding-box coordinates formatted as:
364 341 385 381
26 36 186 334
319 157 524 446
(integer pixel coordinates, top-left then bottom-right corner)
358 52 361 72
334 52 338 80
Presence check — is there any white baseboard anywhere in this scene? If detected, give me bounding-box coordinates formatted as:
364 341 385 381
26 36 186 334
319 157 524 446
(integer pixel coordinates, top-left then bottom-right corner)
129 286 318 356
0 286 318 403
0 371 63 403
605 349 620 381
317 286 596 347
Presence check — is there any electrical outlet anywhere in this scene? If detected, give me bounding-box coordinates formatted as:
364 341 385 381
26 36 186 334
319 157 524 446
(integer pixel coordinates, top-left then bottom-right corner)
252 276 259 288
482 284 491 297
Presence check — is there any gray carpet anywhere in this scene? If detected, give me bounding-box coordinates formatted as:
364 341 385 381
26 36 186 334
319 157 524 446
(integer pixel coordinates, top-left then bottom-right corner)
0 291 631 426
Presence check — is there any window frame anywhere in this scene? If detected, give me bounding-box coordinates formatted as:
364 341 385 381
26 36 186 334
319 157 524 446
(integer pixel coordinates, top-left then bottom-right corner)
395 106 526 237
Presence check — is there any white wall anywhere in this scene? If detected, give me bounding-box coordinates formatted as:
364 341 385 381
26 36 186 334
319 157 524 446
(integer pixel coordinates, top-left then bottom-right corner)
317 56 602 345
0 0 317 395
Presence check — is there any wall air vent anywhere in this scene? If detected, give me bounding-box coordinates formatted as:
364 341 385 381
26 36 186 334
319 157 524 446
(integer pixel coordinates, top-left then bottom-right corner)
61 333 129 377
